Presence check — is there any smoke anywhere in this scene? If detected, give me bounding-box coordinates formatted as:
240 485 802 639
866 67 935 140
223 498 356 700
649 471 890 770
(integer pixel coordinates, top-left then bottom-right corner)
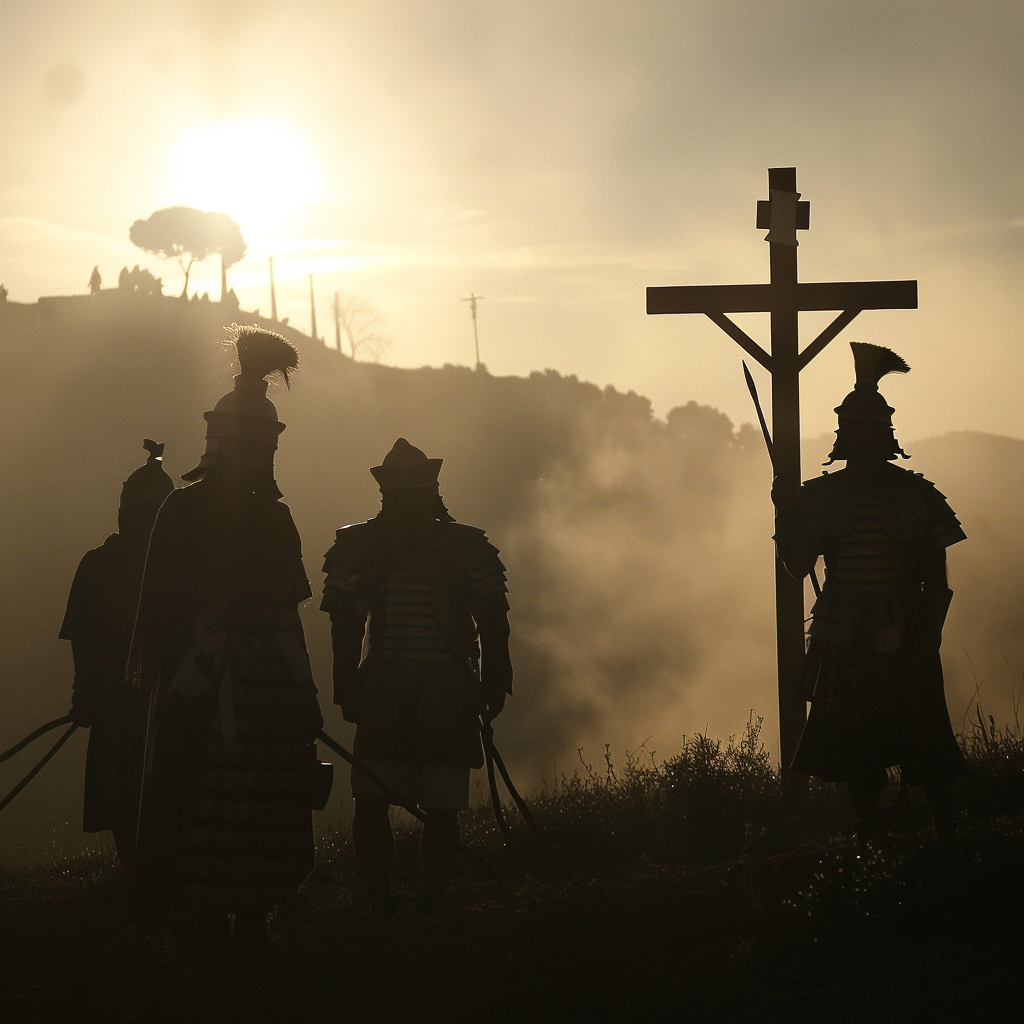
0 298 1021 859
500 403 777 780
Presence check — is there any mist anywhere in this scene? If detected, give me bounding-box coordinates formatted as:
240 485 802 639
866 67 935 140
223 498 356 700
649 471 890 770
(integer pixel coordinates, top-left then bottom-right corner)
2 293 1021 861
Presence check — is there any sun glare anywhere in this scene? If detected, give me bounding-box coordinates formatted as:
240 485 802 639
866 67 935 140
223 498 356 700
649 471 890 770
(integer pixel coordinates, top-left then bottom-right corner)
166 118 322 239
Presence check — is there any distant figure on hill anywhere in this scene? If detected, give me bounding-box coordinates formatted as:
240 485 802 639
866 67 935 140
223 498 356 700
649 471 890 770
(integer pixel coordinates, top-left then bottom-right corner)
773 343 971 843
130 325 324 939
88 266 101 295
321 439 513 915
117 265 162 297
0 282 7 302
59 440 175 875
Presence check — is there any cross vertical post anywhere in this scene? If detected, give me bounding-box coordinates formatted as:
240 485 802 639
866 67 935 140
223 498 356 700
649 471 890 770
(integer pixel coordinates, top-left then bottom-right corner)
765 168 809 785
647 168 917 785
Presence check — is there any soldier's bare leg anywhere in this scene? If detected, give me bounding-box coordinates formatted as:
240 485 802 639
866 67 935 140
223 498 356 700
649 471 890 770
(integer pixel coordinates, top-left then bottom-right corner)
420 809 459 914
352 795 396 917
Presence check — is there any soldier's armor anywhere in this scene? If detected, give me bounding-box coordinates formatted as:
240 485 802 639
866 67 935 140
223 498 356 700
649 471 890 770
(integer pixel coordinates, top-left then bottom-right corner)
322 519 509 665
797 464 965 654
321 518 509 769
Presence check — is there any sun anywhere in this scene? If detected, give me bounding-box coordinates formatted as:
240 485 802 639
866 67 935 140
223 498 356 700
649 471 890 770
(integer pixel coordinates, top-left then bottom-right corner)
165 118 322 239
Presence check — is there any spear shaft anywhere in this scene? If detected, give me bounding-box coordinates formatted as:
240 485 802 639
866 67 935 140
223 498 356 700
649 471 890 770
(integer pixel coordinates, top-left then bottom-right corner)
742 361 821 599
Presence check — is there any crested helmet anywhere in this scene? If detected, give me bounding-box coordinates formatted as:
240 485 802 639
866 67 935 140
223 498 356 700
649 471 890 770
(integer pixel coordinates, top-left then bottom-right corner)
182 324 298 481
826 342 911 463
120 439 175 508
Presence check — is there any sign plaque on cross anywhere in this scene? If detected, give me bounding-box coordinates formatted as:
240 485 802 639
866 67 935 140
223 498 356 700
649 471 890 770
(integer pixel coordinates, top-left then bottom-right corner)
647 167 918 784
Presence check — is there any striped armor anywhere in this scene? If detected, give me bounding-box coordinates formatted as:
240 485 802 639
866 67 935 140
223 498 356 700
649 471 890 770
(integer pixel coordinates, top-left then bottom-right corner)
797 464 965 654
321 520 509 664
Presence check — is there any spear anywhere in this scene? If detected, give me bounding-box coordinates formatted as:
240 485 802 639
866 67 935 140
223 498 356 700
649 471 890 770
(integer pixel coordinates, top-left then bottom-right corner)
742 361 821 599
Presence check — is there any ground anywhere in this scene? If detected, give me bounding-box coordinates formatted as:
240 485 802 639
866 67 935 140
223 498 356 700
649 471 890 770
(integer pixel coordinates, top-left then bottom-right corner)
3 816 1022 1024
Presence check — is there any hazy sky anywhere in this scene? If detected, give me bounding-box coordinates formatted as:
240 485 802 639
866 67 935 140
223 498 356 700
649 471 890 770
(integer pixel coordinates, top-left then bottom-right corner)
1 0 1020 439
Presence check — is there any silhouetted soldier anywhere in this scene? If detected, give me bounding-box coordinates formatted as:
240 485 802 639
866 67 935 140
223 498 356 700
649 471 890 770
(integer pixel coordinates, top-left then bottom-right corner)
59 440 174 874
773 343 970 843
131 325 323 937
322 439 512 915
88 266 101 295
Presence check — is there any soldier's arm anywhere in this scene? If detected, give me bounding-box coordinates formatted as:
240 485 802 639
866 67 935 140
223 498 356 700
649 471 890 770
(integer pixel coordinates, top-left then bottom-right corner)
321 528 371 722
477 594 513 719
918 535 952 650
460 534 513 718
60 550 103 727
772 478 820 580
917 476 965 649
328 606 367 722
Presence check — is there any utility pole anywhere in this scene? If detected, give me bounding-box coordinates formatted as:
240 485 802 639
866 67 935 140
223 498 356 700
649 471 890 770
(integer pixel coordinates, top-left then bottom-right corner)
647 167 917 791
309 274 318 341
461 293 484 368
269 257 278 321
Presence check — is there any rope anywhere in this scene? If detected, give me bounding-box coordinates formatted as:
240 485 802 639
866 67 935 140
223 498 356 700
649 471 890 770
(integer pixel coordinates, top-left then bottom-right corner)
0 716 73 763
0 725 79 813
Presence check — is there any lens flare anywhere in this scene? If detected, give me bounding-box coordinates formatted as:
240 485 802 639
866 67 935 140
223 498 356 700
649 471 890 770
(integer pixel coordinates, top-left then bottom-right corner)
165 118 322 239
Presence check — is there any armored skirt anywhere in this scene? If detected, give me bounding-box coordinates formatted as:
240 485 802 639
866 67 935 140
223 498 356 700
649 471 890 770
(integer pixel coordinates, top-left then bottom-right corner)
131 479 322 926
792 615 969 787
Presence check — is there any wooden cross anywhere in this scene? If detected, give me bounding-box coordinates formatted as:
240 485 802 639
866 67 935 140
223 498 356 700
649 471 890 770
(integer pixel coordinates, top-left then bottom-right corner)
647 167 917 780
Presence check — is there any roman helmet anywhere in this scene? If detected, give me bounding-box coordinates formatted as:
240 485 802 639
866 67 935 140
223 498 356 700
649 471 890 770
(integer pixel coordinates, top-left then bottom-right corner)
120 439 175 509
371 439 454 521
370 438 444 491
826 342 911 463
182 324 298 481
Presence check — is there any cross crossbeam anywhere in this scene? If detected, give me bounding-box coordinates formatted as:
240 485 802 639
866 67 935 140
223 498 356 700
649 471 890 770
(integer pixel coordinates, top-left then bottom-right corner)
646 167 918 784
647 279 917 316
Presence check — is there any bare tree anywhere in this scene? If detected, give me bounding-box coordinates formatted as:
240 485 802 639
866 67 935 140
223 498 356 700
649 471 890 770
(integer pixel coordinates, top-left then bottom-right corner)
333 291 392 362
129 207 246 299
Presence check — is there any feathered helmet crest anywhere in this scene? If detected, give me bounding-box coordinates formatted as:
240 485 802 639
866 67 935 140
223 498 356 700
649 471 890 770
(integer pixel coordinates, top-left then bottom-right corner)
181 325 298 482
121 439 175 506
826 342 911 463
834 342 910 421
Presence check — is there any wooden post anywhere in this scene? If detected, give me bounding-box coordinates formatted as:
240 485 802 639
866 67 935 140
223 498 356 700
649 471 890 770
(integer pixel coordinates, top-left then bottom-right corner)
647 168 917 784
461 293 484 368
309 274 318 342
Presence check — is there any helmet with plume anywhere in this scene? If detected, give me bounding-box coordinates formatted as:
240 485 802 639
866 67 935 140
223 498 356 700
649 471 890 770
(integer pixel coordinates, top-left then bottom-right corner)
120 439 175 508
826 342 910 463
182 324 298 482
